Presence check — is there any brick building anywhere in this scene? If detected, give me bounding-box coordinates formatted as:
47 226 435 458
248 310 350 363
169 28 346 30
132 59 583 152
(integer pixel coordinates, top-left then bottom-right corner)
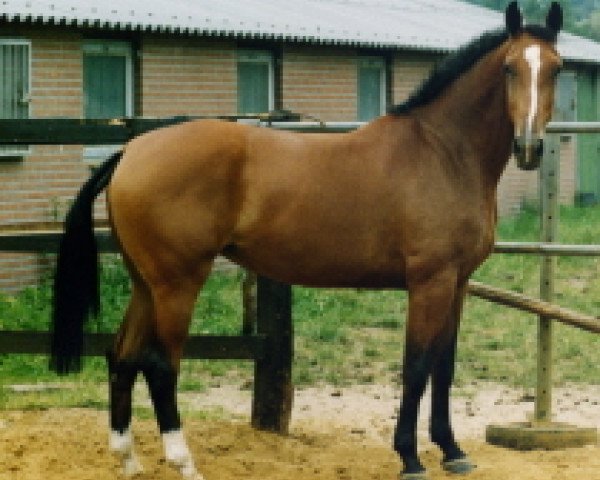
1 0 600 290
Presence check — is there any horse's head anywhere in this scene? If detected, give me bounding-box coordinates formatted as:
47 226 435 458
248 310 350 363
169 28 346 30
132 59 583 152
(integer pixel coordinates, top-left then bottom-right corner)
503 1 563 171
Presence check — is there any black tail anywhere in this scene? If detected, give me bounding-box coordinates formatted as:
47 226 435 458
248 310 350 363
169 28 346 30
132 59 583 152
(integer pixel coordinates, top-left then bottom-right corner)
50 151 123 374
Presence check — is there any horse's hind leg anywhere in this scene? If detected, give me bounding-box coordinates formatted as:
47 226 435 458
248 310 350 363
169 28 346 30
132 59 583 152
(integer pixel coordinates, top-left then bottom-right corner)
107 352 143 475
107 280 153 476
141 271 210 480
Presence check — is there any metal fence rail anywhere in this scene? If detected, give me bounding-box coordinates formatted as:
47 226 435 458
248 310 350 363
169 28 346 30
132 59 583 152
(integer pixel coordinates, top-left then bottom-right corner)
3 228 600 256
494 242 600 255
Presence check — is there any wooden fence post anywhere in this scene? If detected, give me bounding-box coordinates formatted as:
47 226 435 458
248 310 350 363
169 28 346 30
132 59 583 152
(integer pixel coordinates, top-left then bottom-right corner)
486 133 597 450
251 276 293 433
242 270 258 335
535 133 559 423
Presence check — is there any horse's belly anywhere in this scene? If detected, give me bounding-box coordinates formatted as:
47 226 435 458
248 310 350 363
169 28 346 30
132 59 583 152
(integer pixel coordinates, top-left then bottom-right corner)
223 238 408 289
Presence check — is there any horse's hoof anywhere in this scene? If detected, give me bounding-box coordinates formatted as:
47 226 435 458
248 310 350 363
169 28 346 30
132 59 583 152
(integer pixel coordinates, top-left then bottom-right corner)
442 457 476 475
122 455 144 477
400 471 428 480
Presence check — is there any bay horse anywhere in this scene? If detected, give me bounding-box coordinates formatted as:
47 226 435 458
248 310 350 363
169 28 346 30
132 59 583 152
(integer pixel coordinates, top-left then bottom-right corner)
50 2 563 479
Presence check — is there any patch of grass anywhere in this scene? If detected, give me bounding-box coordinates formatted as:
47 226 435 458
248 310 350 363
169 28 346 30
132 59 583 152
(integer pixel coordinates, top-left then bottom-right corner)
465 203 600 386
180 405 235 422
0 382 107 411
131 405 156 420
178 377 207 393
1 205 600 411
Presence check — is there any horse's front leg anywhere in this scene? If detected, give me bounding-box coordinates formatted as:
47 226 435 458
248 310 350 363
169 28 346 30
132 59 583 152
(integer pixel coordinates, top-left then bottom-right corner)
429 282 475 474
394 267 459 480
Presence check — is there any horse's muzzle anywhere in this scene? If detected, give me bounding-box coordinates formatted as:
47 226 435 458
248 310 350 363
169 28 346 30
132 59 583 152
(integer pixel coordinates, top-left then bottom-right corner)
513 137 543 171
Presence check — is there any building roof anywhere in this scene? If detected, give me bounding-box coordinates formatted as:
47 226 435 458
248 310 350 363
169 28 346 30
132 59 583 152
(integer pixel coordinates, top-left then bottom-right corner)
3 0 600 64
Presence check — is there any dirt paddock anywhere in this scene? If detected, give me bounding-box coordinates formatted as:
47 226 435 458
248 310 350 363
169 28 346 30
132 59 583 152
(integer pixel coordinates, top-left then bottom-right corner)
1 384 599 480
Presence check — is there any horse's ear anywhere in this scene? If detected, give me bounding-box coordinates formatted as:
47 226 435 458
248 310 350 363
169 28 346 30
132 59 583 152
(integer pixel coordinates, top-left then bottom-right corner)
505 1 523 37
546 1 563 35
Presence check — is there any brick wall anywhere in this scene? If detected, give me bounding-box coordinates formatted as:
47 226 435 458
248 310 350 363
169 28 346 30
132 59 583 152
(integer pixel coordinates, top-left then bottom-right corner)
0 28 88 291
140 37 237 116
496 137 576 217
0 30 86 226
282 46 358 121
496 162 538 216
391 54 436 104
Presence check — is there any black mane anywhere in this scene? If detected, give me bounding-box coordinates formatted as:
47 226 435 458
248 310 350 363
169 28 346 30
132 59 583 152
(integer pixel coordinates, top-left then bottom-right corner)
389 25 558 116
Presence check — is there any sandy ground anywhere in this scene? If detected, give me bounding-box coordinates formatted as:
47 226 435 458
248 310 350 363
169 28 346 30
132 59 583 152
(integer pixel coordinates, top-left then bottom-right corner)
0 382 599 480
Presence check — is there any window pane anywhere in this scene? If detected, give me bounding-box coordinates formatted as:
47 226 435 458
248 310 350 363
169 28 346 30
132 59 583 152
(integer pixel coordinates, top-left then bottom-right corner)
554 71 576 122
0 43 29 119
0 43 29 156
358 66 382 121
238 62 270 114
84 55 127 118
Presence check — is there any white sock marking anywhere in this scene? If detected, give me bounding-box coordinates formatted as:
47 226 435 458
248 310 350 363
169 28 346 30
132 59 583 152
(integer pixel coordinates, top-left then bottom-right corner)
524 44 541 141
110 428 133 454
110 428 143 476
162 429 205 480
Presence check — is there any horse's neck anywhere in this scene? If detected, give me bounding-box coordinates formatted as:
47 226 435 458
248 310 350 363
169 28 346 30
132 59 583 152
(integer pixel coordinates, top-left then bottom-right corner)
417 44 514 186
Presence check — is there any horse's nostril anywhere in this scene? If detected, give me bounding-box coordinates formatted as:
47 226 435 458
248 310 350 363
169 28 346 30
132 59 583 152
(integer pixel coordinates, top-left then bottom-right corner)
513 139 523 156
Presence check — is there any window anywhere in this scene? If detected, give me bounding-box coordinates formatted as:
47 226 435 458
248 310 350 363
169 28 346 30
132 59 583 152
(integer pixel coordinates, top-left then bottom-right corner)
0 39 31 157
237 50 274 115
358 57 386 121
83 41 133 160
554 70 576 122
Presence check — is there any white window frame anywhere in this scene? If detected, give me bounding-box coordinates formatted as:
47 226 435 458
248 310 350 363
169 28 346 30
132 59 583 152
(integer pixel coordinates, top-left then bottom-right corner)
358 57 387 120
237 50 275 113
83 40 133 162
0 39 32 158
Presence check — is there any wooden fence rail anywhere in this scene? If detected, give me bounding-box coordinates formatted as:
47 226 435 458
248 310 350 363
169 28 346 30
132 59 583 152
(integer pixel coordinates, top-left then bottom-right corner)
0 331 266 359
0 114 302 146
467 281 600 334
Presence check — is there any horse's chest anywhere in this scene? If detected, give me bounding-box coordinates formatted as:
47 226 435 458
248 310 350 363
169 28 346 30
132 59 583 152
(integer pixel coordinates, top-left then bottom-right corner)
407 204 495 278
456 210 496 274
